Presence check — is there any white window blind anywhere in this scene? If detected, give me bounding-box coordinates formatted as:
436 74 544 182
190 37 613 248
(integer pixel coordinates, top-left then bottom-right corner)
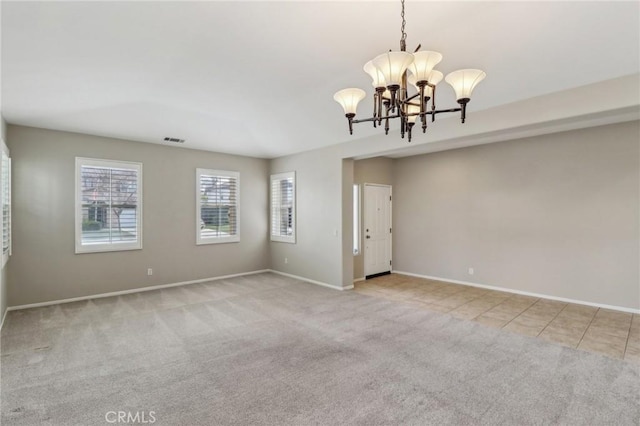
75 158 142 253
1 144 11 266
196 169 240 244
270 171 295 243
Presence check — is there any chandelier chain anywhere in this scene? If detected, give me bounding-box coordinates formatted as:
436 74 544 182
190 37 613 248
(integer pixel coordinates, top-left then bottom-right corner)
400 0 407 47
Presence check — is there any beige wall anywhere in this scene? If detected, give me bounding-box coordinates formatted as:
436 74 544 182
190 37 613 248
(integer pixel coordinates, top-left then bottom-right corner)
7 125 269 306
270 144 350 289
393 121 640 310
4 120 638 310
353 157 394 279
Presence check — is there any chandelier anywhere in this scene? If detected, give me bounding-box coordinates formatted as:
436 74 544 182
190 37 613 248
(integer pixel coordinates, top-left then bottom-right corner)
333 0 486 142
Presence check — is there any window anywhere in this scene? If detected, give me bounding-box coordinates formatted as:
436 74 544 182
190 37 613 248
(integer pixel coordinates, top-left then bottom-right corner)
353 184 360 255
75 158 142 253
1 142 11 266
270 171 295 243
197 169 239 244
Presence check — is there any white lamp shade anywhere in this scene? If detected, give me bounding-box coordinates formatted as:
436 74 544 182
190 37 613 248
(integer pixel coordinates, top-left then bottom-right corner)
371 51 414 87
408 51 443 82
333 88 367 115
408 70 443 98
426 70 444 86
445 69 486 101
363 61 386 89
406 102 421 123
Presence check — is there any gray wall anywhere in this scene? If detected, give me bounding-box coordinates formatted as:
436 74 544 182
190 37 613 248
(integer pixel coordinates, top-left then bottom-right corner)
0 116 7 320
353 157 394 279
270 144 350 288
393 121 640 310
7 125 269 306
4 120 638 309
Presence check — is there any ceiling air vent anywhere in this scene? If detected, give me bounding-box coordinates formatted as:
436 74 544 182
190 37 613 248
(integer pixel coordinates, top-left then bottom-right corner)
163 137 185 144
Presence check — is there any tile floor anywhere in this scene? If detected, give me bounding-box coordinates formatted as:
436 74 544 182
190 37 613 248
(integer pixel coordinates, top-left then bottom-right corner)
354 273 640 363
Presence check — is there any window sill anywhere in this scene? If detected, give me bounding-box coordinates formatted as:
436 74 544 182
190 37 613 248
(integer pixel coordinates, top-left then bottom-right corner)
270 237 296 244
196 236 240 245
75 244 142 254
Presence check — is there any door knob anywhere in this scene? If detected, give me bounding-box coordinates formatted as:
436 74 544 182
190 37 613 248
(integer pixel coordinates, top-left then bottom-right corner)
366 235 371 239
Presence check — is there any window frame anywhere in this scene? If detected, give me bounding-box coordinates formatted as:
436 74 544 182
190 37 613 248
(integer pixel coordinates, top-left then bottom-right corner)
270 171 296 244
196 168 240 245
75 157 143 254
1 141 11 267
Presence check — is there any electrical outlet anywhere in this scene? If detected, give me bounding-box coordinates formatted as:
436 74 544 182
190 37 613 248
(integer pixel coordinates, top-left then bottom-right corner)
468 267 474 275
147 268 153 276
284 258 288 264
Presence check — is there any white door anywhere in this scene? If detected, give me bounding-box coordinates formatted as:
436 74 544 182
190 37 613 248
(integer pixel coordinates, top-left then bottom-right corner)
364 184 392 277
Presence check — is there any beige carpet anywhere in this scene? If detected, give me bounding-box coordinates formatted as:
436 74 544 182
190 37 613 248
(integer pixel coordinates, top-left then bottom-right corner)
2 272 639 425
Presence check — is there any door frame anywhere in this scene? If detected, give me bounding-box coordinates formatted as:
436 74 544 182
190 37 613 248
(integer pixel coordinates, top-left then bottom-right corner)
363 183 392 278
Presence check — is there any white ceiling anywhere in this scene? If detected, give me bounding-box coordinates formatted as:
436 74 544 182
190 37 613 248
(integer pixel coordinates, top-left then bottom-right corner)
1 1 639 159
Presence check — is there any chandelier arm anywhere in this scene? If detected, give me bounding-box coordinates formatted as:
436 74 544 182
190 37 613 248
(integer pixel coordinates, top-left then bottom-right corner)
352 107 462 125
384 104 391 135
388 87 398 113
398 97 405 138
430 108 462 115
430 84 437 122
372 93 378 128
345 113 356 135
400 67 408 105
458 99 469 123
376 87 385 125
399 75 407 139
420 85 427 133
403 93 420 103
353 115 400 124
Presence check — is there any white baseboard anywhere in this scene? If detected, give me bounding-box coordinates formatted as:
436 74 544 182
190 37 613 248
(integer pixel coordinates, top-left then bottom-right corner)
353 277 365 283
269 270 353 291
392 270 640 314
7 269 271 312
6 268 354 314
